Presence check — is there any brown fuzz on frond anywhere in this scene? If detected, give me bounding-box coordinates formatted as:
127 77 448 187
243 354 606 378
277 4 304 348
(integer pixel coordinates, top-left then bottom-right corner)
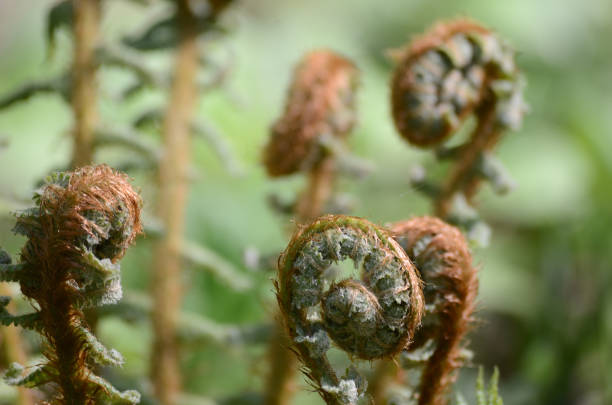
263 50 358 177
16 165 142 404
391 216 478 405
390 18 498 147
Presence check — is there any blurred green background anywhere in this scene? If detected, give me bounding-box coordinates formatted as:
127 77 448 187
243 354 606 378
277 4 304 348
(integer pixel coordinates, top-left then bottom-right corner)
1 0 611 404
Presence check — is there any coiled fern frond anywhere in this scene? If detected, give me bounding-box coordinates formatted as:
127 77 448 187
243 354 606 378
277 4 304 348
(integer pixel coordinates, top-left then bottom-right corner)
0 164 142 404
276 215 424 405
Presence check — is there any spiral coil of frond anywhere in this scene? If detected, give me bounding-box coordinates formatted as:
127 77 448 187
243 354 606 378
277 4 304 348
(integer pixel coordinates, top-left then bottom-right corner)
276 215 424 405
391 19 527 231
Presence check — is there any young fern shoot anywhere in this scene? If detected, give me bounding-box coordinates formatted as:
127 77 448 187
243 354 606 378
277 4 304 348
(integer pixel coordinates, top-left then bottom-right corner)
391 19 527 241
264 50 360 223
392 217 478 405
276 215 424 405
0 165 142 404
262 50 360 405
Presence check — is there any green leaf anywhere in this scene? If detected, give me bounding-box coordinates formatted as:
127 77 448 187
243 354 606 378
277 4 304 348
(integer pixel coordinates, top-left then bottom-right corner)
45 0 72 59
93 128 161 164
96 45 164 87
81 324 125 367
86 373 141 404
181 240 252 291
0 297 41 331
4 363 55 388
191 120 244 177
99 291 271 347
0 75 71 109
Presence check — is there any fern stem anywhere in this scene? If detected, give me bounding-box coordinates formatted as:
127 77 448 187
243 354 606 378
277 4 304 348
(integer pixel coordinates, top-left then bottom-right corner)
150 1 198 403
71 0 100 168
435 100 499 218
367 360 401 405
263 324 297 405
295 156 336 224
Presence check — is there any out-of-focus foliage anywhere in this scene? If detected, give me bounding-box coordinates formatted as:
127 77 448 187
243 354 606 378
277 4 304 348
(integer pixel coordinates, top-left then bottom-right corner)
0 0 611 404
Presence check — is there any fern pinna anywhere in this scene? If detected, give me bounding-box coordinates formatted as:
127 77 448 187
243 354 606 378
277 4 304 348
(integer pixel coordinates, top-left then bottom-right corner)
391 19 527 241
0 165 142 404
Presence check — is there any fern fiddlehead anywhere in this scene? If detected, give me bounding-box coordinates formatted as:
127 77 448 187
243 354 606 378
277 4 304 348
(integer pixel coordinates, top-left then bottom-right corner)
264 50 359 223
262 50 360 405
276 215 424 405
391 216 478 405
391 19 526 226
0 165 142 404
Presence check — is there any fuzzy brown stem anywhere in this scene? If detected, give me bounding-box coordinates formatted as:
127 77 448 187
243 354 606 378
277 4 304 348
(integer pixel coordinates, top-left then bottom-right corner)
44 301 91 404
295 156 335 223
434 99 499 218
71 0 100 168
263 321 297 405
0 284 34 405
150 1 198 404
417 276 477 405
367 360 401 405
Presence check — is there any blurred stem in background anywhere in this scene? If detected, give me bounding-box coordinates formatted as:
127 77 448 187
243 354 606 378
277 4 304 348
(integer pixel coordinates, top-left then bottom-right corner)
70 0 100 168
150 0 199 403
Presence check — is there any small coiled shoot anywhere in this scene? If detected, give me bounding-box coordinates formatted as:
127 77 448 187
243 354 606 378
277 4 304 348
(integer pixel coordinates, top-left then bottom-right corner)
264 50 358 178
391 216 478 405
391 19 527 235
263 50 360 223
276 215 424 405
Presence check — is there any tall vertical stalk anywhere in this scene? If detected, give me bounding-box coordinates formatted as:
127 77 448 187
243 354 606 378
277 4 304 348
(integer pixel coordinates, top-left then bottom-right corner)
295 157 336 224
71 0 100 168
150 1 198 404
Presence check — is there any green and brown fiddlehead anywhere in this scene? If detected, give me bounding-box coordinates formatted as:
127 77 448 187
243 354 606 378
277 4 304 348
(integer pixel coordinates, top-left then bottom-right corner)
276 215 424 405
0 164 142 404
264 50 359 223
391 216 478 405
391 19 526 227
262 50 360 405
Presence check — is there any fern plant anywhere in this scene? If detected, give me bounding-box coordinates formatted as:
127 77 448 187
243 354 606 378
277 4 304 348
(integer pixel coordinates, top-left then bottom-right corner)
276 214 424 405
261 49 366 405
0 164 142 404
390 18 527 243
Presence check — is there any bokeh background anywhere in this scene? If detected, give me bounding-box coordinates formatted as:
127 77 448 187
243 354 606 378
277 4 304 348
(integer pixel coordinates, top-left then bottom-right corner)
1 0 611 404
